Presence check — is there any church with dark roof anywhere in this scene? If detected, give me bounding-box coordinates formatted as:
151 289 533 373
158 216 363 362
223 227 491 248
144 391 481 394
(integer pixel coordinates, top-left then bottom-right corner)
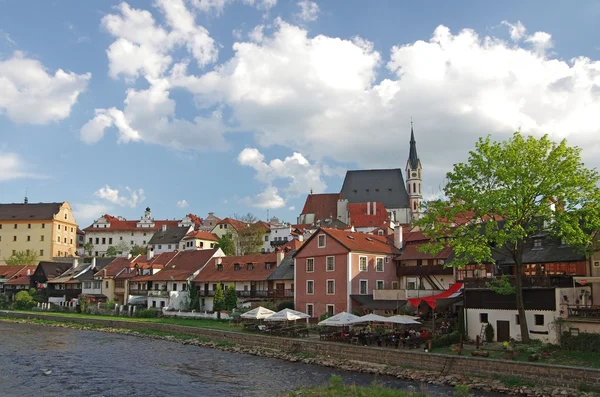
298 123 423 226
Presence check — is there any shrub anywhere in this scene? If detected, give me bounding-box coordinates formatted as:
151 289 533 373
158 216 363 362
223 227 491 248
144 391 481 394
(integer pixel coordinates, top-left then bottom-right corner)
485 323 495 343
136 308 159 318
453 384 471 397
0 294 10 309
431 331 461 348
277 301 294 311
104 299 116 310
13 290 36 310
561 331 600 353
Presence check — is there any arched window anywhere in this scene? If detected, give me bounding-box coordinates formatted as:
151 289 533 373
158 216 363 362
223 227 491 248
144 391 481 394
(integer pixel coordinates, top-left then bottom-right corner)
408 184 411 194
413 183 416 193
414 201 417 210
419 184 421 194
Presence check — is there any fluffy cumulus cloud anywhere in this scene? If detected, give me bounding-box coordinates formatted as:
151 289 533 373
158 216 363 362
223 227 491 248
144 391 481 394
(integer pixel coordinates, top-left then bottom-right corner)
94 185 145 208
177 199 189 208
0 152 43 181
72 203 112 225
241 185 285 209
190 0 277 15
296 0 320 22
0 51 90 124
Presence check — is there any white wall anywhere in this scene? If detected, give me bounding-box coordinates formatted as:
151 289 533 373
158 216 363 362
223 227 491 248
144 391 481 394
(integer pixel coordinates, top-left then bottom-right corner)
81 280 102 296
85 230 152 256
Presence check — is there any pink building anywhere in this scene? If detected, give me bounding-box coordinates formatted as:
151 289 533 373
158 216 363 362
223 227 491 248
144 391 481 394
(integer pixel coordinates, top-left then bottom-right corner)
294 227 401 319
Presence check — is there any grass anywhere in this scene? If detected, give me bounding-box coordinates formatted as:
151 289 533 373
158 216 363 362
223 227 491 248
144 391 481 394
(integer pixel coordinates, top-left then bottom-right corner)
285 375 429 397
497 376 534 389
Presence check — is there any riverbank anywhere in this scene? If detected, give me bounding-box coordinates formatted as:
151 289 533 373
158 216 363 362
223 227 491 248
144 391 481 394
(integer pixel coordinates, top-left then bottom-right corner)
1 311 598 397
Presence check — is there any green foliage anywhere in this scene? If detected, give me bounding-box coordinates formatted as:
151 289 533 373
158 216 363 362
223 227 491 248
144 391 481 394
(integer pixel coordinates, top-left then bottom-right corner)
135 309 159 318
561 331 600 353
234 213 265 255
130 245 147 256
5 250 38 266
431 331 461 348
415 132 600 343
318 312 332 322
216 235 236 256
104 299 116 310
277 301 295 311
485 323 495 343
213 284 225 319
79 297 89 313
0 294 10 309
105 246 119 257
499 376 534 388
83 242 94 257
187 283 200 311
224 284 238 310
485 275 516 295
13 290 36 310
289 374 429 396
452 385 471 397
215 340 236 347
458 308 466 337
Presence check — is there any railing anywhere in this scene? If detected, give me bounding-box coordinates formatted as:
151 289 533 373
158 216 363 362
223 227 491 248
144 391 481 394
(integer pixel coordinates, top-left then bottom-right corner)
46 288 81 297
269 289 294 298
198 290 214 297
148 290 169 298
462 275 575 289
128 289 149 296
397 265 454 277
270 240 289 247
197 289 293 298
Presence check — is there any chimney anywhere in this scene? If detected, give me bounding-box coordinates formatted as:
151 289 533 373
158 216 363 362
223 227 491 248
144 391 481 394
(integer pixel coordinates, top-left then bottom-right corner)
72 258 79 268
103 269 107 277
276 249 285 266
127 253 132 260
394 224 403 249
26 269 31 276
162 224 167 232
367 202 371 216
215 257 222 267
147 248 155 261
91 257 97 268
298 234 304 242
373 202 376 214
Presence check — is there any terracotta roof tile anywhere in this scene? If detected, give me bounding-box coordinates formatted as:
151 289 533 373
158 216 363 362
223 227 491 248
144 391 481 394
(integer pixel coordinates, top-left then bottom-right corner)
183 231 219 241
94 257 136 277
193 253 278 283
83 214 180 232
304 227 401 255
348 202 389 228
395 245 453 261
217 217 251 232
3 266 37 285
0 266 26 279
144 249 219 281
300 193 340 220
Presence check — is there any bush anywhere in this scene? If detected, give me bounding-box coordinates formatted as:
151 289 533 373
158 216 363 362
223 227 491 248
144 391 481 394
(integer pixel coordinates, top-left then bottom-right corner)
104 299 116 310
0 294 10 309
561 331 600 353
135 308 159 318
431 331 461 348
277 301 294 311
13 290 36 310
485 323 495 343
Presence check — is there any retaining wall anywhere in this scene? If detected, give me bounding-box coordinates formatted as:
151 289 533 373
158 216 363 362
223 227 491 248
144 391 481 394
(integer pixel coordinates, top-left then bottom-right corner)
2 311 599 389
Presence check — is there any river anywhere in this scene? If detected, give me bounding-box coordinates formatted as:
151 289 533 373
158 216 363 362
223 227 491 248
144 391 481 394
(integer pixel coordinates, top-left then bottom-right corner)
0 321 505 397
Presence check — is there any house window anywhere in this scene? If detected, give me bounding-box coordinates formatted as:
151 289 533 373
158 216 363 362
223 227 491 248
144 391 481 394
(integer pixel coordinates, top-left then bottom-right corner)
248 264 254 270
13 236 17 242
143 241 146 245
385 256 389 263
27 235 31 241
182 283 187 291
115 280 125 289
326 280 335 295
143 233 147 236
306 258 314 272
217 264 223 271
160 301 165 308
480 313 488 323
168 245 172 250
64 226 67 231
376 257 384 272
595 261 600 268
516 314 520 325
317 234 326 248
64 238 67 243
120 237 123 240
326 256 335 272
306 280 314 294
158 245 162 249
130 241 134 245
359 256 367 271
105 281 109 288
359 280 368 295
376 280 384 290
306 304 314 317
27 224 31 229
535 314 544 326
89 238 92 243
234 264 241 271
391 281 399 289
407 280 416 290
378 230 384 236
95 238 99 244
95 251 98 256
102 238 106 244
40 249 44 256
534 239 542 249
109 238 113 244
41 235 44 241
173 284 177 291
326 304 334 316
152 301 157 308
84 282 92 289
42 223 45 229
70 239 73 244
264 235 268 242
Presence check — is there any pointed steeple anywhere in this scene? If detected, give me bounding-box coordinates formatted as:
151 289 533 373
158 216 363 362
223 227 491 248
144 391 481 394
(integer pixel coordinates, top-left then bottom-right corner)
408 120 419 170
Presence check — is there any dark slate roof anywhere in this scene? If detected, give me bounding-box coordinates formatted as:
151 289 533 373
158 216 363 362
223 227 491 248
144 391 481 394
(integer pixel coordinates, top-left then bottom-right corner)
408 124 420 170
0 203 63 221
493 237 586 265
76 259 112 281
267 251 296 281
148 227 190 245
32 262 72 282
340 169 410 209
350 295 407 310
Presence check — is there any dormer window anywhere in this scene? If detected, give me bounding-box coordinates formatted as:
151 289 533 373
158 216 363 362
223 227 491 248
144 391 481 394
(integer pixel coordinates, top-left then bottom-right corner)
318 234 326 248
533 239 542 249
217 264 223 271
247 264 254 270
234 264 240 271
265 263 272 270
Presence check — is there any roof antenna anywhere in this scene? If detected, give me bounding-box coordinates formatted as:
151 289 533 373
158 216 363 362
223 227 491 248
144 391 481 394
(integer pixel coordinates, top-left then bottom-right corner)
24 187 28 204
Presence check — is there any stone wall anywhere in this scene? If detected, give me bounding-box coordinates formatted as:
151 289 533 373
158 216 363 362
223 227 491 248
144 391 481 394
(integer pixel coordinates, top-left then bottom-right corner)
3 311 600 390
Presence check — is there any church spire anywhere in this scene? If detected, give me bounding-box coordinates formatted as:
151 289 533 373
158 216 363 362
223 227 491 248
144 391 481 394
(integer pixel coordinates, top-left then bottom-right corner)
408 120 419 170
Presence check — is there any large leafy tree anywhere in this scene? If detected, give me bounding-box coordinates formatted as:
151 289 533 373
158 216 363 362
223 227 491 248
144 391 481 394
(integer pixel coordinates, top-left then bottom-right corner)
105 246 119 257
233 213 266 255
216 235 236 256
5 250 38 266
416 132 600 343
130 245 147 256
213 283 225 319
83 242 94 257
224 284 238 311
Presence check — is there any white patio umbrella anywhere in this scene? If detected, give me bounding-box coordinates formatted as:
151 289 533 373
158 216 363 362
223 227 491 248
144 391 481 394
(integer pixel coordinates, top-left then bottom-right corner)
318 312 361 326
265 308 310 322
347 313 389 324
386 315 422 325
240 306 276 320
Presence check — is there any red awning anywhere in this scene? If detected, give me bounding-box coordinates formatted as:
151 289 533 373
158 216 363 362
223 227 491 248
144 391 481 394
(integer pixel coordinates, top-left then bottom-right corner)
407 282 464 309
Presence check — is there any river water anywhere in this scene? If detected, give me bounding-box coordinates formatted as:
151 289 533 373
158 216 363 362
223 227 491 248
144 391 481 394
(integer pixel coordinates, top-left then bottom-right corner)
0 321 505 397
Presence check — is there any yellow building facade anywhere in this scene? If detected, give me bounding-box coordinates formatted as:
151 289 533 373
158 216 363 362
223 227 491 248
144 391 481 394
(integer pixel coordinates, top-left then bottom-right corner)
0 202 78 265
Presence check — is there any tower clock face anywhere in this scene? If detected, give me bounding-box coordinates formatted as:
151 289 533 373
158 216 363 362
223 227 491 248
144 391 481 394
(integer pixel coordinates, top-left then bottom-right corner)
412 172 417 177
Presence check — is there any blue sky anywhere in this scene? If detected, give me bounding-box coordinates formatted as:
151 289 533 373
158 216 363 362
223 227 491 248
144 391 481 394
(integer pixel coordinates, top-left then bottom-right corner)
1 0 599 227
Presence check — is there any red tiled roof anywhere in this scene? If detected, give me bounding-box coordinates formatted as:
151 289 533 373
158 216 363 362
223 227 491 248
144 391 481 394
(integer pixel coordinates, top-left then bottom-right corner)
144 249 219 281
395 245 453 261
83 214 180 232
0 266 26 279
76 227 85 236
292 224 312 232
185 213 203 230
217 217 251 232
183 231 219 241
300 193 340 219
193 253 278 283
3 266 37 285
276 239 304 252
94 257 137 277
306 227 401 255
348 202 389 228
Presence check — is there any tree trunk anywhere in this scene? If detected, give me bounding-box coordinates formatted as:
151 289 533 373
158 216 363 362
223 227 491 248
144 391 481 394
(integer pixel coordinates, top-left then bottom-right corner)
514 256 531 343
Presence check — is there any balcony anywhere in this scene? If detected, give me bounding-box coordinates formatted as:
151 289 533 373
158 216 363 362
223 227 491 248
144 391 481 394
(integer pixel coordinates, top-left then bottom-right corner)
397 265 454 277
128 289 149 296
148 290 169 298
270 239 289 248
197 289 293 298
269 289 294 298
237 290 270 298
462 275 575 289
198 290 214 297
47 288 81 298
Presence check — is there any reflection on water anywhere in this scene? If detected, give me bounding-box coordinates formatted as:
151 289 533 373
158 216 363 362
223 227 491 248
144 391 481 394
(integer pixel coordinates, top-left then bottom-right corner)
0 321 504 397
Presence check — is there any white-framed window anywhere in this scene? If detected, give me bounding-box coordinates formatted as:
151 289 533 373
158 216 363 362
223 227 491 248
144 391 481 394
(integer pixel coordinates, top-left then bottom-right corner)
326 280 335 295
317 234 326 248
306 304 314 317
376 257 384 272
326 256 335 272
391 281 399 289
306 258 314 272
376 280 385 290
359 256 368 271
326 304 334 316
407 280 417 290
306 280 314 294
359 280 368 295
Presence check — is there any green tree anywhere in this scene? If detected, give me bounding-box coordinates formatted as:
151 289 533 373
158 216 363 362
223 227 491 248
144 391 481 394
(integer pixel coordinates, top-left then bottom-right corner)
416 132 600 343
224 284 238 311
5 250 38 266
213 284 225 319
233 213 266 255
13 290 36 310
105 246 119 257
130 245 147 256
216 235 236 256
187 281 200 311
83 242 94 257
115 241 130 255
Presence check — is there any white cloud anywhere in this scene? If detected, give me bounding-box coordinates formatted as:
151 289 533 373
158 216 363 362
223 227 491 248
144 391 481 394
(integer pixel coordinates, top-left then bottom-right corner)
177 199 189 208
187 0 277 16
0 51 90 124
94 185 145 208
0 152 43 181
72 203 112 225
248 25 264 42
296 0 319 22
241 185 285 209
501 20 526 42
232 29 242 39
238 147 327 197
525 31 553 56
288 205 295 211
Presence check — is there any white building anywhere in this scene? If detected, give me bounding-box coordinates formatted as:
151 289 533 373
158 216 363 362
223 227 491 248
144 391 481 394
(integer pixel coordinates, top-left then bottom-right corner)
147 225 193 254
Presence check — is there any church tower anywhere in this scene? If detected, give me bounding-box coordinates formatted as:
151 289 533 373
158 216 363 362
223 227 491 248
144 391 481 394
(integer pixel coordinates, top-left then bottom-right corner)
405 121 422 220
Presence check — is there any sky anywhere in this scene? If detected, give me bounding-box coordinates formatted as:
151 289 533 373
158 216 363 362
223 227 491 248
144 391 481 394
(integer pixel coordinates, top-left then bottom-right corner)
1 0 599 227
